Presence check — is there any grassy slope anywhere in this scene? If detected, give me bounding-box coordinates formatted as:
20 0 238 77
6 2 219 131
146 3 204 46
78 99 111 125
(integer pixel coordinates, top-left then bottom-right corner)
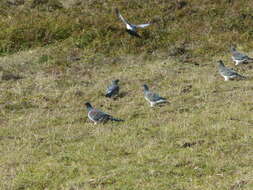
0 0 253 189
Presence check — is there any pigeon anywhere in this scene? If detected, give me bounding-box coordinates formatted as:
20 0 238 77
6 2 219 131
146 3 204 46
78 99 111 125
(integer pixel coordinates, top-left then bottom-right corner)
143 84 167 107
231 46 253 65
105 79 120 98
115 8 151 38
85 102 124 124
217 60 246 81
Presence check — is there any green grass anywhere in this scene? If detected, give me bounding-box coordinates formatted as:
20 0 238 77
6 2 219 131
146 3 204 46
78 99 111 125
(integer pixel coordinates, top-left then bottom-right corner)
1 0 253 57
1 0 253 189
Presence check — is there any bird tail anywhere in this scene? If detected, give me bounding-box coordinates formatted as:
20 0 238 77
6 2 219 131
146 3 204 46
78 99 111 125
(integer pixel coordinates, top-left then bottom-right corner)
238 74 246 79
109 117 124 122
248 57 253 62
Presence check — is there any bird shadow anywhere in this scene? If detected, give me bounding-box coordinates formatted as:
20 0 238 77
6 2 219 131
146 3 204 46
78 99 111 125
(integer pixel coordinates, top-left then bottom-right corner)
118 91 128 98
104 91 128 100
1 73 23 81
153 101 169 108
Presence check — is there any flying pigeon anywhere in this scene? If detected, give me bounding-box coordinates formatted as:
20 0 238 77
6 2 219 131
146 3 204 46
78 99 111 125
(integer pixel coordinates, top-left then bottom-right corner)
143 84 167 107
217 60 246 81
231 46 253 65
105 79 120 98
115 8 151 38
85 102 124 124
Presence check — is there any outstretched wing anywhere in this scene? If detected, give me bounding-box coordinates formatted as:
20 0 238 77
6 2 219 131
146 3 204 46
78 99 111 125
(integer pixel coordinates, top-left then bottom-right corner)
115 8 130 25
134 23 151 28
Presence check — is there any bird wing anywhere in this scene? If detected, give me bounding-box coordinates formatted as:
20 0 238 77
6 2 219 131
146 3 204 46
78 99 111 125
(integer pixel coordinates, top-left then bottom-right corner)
107 85 119 94
134 23 151 28
89 109 110 122
233 51 249 60
147 91 166 102
223 67 240 76
115 8 130 26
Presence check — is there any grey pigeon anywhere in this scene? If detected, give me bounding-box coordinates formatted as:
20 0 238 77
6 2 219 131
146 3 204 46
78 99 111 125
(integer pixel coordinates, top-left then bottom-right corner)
85 102 124 124
231 46 253 65
143 84 167 107
115 8 151 38
105 79 119 98
217 60 246 81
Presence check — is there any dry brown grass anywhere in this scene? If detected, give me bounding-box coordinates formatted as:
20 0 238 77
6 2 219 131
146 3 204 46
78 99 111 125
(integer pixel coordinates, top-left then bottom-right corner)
1 0 253 189
0 45 253 189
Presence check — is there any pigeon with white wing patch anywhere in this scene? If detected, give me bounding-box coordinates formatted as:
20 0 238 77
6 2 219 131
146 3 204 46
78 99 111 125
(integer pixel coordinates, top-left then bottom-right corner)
143 84 167 107
217 60 246 81
115 8 151 38
231 46 253 66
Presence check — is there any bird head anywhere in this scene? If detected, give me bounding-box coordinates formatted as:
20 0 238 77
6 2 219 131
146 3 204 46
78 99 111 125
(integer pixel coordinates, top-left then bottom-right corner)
143 84 149 91
85 102 93 110
230 45 236 52
112 79 119 84
217 60 224 67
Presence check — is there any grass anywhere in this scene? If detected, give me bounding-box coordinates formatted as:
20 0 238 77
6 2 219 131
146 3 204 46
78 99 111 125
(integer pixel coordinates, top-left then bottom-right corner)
1 0 253 57
1 0 253 189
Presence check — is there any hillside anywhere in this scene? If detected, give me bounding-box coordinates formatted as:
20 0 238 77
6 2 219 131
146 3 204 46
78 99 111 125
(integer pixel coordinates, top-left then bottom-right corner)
0 0 253 189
